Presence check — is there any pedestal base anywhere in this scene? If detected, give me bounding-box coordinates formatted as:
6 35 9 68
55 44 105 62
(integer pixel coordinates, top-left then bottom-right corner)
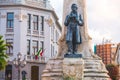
64 53 82 58
63 58 84 80
42 57 110 80
84 59 110 80
42 58 63 80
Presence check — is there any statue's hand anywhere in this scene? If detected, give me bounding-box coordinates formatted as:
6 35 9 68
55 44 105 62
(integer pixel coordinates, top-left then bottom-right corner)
75 17 79 22
68 15 71 22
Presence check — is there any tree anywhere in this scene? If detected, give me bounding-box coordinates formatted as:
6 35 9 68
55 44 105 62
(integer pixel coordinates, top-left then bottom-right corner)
106 64 119 80
0 36 8 70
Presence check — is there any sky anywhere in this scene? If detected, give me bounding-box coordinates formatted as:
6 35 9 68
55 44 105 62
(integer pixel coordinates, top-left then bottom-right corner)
50 0 120 45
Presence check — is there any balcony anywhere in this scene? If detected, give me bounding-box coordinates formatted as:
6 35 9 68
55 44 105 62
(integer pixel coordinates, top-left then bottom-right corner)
6 28 14 32
26 55 48 63
40 31 44 36
24 0 53 10
25 0 45 8
0 0 53 10
33 30 39 36
6 53 13 56
0 0 22 5
27 29 31 34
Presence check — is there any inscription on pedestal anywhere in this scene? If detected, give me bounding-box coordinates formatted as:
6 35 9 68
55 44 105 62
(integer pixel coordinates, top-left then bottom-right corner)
63 58 84 80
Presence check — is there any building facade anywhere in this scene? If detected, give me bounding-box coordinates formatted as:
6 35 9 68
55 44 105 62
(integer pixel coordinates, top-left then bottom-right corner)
95 43 117 65
0 0 61 80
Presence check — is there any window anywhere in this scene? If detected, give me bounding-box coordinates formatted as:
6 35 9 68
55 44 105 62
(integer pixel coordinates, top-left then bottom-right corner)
27 14 31 29
53 46 54 56
41 16 44 31
40 41 44 49
51 26 54 40
51 44 54 57
55 31 59 42
32 41 38 54
51 44 53 57
33 15 38 30
6 39 13 55
7 13 14 28
27 40 30 55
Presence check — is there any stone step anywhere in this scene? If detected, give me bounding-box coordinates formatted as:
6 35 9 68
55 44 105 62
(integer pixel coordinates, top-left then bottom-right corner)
84 73 109 78
84 69 108 72
85 66 100 69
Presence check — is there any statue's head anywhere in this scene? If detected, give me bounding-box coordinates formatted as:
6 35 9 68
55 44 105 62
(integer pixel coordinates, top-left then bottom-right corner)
71 4 78 12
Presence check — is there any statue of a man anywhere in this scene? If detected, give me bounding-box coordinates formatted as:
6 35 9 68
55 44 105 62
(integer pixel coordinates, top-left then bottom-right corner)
64 4 84 54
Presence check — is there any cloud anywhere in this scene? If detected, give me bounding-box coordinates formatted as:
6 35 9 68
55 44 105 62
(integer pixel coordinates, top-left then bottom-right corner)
49 0 63 24
86 0 120 44
50 0 120 44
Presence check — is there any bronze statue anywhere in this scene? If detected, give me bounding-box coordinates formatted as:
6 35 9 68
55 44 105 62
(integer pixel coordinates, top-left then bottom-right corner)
64 4 84 55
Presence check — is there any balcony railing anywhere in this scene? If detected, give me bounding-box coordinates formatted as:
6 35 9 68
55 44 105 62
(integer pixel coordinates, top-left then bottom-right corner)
0 0 53 10
25 0 53 10
27 29 31 34
33 30 39 36
6 28 14 32
27 30 44 37
25 0 45 8
6 53 13 56
40 31 44 36
26 55 48 63
0 0 21 5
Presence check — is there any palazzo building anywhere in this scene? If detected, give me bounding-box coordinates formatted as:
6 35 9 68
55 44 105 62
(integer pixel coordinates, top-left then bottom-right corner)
0 0 61 80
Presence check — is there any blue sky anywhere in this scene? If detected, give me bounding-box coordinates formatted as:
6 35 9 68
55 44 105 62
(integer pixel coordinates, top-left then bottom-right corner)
50 0 120 44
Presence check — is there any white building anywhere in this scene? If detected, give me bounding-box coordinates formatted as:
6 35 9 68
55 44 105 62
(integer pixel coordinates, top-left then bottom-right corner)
0 0 61 80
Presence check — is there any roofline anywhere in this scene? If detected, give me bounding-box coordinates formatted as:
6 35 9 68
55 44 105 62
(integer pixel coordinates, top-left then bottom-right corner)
0 4 59 20
0 4 62 31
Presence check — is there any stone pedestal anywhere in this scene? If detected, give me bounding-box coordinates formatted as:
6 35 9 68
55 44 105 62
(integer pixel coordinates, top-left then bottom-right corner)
42 58 110 80
63 58 84 80
42 58 63 80
42 58 84 80
84 59 109 80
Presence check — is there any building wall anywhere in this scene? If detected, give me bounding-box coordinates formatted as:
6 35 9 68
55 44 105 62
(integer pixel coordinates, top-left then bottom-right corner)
0 7 61 60
0 0 61 80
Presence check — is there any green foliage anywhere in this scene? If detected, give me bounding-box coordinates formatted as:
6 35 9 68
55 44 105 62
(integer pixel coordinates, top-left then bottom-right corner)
106 64 119 80
0 36 8 70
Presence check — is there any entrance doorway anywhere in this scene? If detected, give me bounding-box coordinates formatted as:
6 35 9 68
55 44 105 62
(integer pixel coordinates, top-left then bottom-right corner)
5 65 12 80
31 66 39 80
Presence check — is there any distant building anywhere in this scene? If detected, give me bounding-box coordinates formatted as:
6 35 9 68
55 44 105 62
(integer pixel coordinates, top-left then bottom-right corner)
95 43 117 65
0 0 61 80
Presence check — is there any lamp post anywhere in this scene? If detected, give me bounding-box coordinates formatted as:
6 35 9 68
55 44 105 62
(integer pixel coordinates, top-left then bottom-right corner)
13 53 26 80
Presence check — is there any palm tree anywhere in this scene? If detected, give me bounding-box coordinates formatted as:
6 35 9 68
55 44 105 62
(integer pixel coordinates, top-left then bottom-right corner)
0 35 8 70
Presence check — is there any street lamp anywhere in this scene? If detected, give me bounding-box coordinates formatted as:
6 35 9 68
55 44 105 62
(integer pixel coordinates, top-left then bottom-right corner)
13 53 26 80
